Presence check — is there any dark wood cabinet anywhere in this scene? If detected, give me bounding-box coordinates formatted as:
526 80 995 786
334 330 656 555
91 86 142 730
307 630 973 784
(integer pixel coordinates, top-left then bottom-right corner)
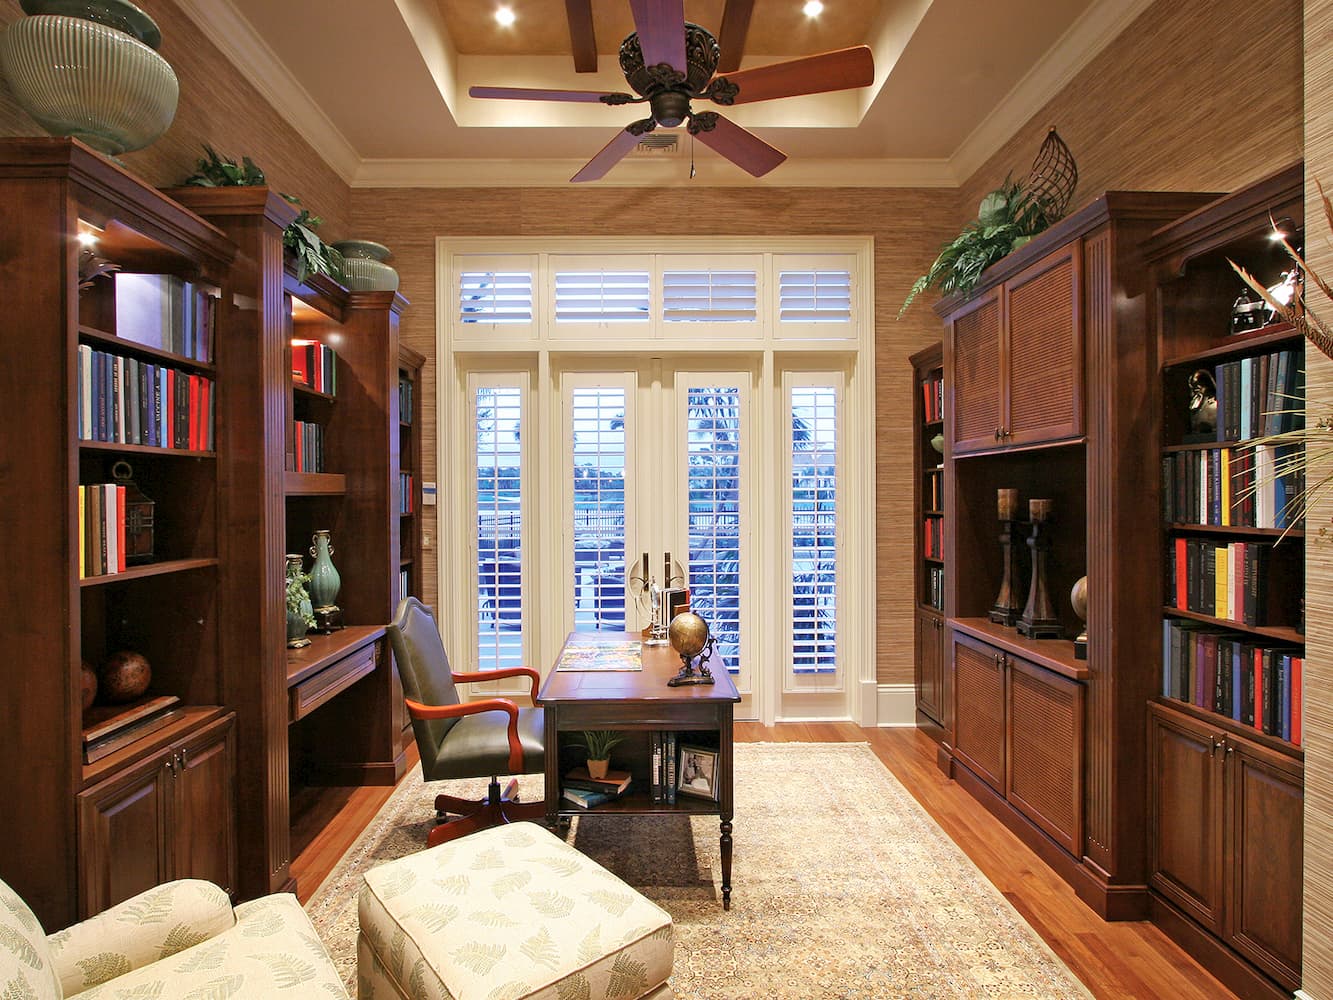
1149 702 1303 995
914 608 944 727
910 342 946 734
78 711 235 917
936 190 1215 920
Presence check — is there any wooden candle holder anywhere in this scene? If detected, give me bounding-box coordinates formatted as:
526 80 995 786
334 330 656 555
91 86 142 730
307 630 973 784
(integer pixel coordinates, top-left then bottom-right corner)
1018 515 1063 639
989 519 1026 627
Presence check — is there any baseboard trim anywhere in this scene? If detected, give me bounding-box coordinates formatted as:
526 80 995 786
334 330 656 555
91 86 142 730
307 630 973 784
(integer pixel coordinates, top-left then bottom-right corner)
876 683 916 727
1149 894 1295 1000
303 756 404 787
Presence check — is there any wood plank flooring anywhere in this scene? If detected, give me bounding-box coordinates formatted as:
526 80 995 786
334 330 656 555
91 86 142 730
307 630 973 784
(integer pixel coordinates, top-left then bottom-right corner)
289 724 1233 1000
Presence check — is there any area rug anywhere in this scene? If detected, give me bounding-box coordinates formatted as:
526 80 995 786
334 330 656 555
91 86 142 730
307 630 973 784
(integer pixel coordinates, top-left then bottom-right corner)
305 743 1092 999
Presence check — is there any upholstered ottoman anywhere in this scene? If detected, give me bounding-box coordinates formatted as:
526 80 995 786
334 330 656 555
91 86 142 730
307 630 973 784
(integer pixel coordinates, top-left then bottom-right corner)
357 822 674 1000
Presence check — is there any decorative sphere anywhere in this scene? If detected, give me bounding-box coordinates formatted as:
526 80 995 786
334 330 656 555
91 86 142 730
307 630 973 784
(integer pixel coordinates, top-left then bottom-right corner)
80 660 98 711
930 433 945 455
668 613 709 659
1070 576 1088 622
99 650 150 703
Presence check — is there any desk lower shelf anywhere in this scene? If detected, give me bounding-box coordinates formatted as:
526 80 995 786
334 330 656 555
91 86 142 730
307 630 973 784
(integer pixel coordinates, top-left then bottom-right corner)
558 788 721 817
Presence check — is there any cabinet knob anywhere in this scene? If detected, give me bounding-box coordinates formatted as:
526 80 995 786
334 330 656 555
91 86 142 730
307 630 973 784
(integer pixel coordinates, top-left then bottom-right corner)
994 427 1002 440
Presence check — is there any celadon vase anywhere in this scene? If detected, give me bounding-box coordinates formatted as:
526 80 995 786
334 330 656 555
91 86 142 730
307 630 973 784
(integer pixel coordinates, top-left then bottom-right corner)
331 240 399 292
0 0 179 155
285 554 313 649
308 529 341 612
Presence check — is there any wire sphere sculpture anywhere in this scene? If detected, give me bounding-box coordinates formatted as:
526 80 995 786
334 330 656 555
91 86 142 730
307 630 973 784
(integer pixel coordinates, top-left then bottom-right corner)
1026 127 1078 225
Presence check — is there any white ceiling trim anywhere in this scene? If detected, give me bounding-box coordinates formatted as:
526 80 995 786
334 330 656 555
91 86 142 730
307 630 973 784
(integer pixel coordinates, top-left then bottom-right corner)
947 0 1158 187
172 0 362 184
351 157 957 189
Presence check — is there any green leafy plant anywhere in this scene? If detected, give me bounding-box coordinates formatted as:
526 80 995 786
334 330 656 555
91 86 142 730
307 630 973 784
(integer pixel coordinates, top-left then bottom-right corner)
286 568 315 629
574 730 626 761
899 177 1052 318
179 145 344 284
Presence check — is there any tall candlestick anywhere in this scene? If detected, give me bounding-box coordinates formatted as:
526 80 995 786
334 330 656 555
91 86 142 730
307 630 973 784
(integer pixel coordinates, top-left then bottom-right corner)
642 551 650 582
998 488 1018 521
1029 498 1052 522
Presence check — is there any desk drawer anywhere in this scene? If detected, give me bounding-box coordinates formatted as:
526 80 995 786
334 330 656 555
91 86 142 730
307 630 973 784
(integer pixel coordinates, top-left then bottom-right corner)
289 641 377 722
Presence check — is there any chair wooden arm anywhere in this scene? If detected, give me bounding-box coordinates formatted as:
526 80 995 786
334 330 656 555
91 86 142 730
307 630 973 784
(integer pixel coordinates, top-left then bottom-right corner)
450 665 541 700
405 697 525 773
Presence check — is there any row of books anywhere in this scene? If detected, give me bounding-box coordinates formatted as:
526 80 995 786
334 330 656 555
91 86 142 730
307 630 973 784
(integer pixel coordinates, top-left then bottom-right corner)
398 567 411 600
921 375 943 423
114 273 215 363
651 732 681 805
922 516 943 560
292 339 338 395
77 347 215 451
1204 347 1303 442
1161 445 1302 529
560 766 631 809
1168 538 1275 626
399 472 415 514
292 420 325 473
1161 618 1303 744
924 468 942 511
78 483 129 578
399 375 414 425
925 565 944 611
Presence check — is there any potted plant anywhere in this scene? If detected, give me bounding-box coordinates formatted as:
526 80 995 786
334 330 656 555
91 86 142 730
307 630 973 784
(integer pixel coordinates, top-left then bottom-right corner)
575 730 625 779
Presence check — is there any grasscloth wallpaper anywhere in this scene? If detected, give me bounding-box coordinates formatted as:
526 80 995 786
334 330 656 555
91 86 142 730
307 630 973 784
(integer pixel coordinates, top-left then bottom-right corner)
0 0 351 236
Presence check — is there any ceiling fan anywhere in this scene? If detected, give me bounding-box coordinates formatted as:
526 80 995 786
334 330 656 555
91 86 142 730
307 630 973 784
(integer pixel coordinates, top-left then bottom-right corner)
468 0 874 183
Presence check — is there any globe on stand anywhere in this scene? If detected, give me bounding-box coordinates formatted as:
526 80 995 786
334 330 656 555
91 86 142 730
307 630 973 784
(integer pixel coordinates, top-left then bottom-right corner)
667 612 716 687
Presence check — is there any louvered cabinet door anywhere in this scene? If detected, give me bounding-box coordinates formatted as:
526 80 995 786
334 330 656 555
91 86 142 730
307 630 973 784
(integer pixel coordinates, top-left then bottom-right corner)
950 631 1006 791
1006 656 1084 856
1004 244 1082 447
948 289 1003 455
915 608 943 726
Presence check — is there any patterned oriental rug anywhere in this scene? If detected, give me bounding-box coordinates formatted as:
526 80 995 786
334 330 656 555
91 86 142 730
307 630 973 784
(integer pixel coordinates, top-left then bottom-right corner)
305 743 1092 999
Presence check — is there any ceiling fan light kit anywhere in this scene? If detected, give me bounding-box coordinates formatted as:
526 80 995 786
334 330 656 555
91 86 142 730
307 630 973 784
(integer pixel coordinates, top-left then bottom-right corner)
468 0 874 183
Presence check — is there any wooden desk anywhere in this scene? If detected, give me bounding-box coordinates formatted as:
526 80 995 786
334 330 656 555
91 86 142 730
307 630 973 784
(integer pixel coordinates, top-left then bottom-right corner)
538 632 741 908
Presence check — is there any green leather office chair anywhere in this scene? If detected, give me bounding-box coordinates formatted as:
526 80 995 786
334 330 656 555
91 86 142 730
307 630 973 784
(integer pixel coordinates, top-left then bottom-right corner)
387 597 546 846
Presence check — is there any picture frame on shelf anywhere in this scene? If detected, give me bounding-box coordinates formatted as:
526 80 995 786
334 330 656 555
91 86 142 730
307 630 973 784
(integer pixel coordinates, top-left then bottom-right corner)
677 744 719 800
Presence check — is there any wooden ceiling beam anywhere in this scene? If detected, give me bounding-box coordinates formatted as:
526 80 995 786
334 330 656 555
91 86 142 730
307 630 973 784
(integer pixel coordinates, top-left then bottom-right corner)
716 0 754 74
565 0 597 73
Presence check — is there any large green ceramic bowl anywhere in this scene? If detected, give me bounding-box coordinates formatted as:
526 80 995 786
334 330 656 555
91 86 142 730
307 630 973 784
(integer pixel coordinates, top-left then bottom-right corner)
19 0 162 48
331 240 400 292
0 14 178 154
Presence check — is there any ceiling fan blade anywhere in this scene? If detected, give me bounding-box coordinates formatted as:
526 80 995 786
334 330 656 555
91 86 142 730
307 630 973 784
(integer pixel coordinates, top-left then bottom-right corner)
717 46 874 105
693 115 786 178
469 86 617 103
565 0 597 73
629 0 686 72
716 0 754 74
571 128 644 183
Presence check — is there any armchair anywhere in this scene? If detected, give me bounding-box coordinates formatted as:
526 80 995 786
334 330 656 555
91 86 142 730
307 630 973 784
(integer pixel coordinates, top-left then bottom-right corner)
386 596 547 846
0 876 347 999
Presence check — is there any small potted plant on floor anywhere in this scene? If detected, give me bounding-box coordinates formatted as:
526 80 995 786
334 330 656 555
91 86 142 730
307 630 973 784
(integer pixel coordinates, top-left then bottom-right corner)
575 730 625 779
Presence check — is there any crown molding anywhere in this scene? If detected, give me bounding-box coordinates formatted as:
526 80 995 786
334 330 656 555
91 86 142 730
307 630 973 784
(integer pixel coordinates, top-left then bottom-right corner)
172 0 361 184
352 156 957 189
947 0 1157 187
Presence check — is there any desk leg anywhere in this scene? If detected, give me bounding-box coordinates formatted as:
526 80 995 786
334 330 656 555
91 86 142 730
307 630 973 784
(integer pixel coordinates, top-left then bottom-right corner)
719 705 734 909
720 818 733 910
543 705 559 830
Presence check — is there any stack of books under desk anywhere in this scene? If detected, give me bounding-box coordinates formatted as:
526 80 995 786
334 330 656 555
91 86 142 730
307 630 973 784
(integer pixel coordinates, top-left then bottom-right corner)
561 767 631 809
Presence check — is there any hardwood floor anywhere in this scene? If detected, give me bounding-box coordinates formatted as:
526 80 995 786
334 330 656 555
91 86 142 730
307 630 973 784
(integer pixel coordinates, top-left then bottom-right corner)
289 724 1234 1000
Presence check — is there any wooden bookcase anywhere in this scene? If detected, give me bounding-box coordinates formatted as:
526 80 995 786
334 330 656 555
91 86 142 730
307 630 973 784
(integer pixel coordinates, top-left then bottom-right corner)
0 139 238 928
394 345 425 754
935 190 1216 921
1142 163 1304 1000
910 343 946 735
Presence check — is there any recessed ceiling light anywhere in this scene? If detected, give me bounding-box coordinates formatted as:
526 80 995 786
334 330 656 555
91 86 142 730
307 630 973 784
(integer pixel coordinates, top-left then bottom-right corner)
803 1 824 17
495 6 516 27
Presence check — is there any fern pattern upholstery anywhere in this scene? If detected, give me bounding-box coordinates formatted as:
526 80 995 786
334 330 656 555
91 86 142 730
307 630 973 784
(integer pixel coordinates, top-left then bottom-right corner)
357 822 674 1000
0 876 348 999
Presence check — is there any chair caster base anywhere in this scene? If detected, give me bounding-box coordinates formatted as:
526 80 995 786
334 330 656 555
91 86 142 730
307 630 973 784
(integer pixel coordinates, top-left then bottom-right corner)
426 779 546 848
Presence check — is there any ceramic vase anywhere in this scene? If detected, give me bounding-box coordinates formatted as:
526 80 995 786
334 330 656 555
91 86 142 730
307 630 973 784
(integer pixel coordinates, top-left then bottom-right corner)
0 0 178 155
286 554 313 649
308 530 341 610
331 240 399 292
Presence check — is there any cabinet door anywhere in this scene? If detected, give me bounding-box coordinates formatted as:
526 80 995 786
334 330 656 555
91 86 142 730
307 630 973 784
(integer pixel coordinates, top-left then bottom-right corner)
1225 736 1303 989
1006 656 1084 856
950 631 1006 791
1148 703 1224 933
77 753 172 918
174 714 237 897
948 290 1003 455
1003 244 1082 447
915 610 943 726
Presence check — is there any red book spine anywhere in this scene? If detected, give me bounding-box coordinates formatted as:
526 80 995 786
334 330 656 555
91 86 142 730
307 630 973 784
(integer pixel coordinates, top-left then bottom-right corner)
1292 656 1302 745
166 372 175 450
292 343 311 385
1174 538 1187 609
1253 646 1264 733
117 484 127 572
200 378 210 451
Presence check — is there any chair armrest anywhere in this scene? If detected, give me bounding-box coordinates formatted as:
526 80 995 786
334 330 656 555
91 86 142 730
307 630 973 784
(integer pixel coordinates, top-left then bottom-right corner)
48 880 234 996
451 665 541 700
406 697 526 773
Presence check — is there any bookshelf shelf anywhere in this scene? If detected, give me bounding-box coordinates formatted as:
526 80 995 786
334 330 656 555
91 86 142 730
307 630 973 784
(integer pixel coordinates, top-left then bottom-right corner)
1167 523 1304 539
78 325 216 375
1161 322 1298 368
79 440 214 459
949 617 1089 681
80 557 219 588
81 704 227 787
284 471 346 496
556 789 719 816
1161 606 1305 644
1157 695 1304 759
292 381 336 402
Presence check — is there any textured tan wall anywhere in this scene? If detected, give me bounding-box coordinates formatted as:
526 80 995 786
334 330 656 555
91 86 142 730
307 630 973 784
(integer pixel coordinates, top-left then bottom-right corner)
350 187 957 686
957 0 1303 223
0 0 351 236
1303 2 1333 995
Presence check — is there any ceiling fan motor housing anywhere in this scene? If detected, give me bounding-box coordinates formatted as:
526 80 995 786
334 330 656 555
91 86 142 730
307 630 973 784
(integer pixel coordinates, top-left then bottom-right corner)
620 22 721 124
